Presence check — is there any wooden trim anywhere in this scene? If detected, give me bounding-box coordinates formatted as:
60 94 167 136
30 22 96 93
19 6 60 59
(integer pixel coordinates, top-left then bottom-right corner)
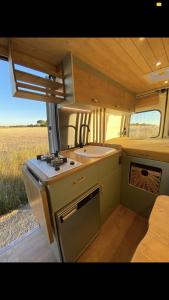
0 46 8 58
14 90 63 103
96 109 98 143
103 108 106 144
17 82 65 97
99 108 102 144
15 70 63 90
8 41 65 104
93 110 95 143
0 41 61 77
12 50 61 77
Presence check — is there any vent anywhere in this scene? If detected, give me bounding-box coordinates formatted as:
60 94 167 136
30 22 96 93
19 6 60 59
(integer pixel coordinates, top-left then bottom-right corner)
144 66 169 83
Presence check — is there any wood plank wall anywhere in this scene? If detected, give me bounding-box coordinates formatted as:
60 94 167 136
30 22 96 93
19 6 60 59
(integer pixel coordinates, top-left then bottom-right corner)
91 108 106 144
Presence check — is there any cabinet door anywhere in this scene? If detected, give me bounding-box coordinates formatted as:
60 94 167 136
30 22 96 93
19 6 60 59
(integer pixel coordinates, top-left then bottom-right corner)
107 81 135 112
74 63 113 107
73 63 97 106
100 167 121 224
97 152 121 180
48 164 98 212
73 60 135 111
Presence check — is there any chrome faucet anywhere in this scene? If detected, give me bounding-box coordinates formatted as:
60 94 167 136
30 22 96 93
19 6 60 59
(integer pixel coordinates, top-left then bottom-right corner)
79 124 90 148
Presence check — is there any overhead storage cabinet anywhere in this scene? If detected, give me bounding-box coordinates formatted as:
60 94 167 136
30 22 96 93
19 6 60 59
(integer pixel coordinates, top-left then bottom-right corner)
63 53 136 112
8 41 136 111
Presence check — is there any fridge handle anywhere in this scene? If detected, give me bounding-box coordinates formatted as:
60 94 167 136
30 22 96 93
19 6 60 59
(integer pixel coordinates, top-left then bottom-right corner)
61 208 77 222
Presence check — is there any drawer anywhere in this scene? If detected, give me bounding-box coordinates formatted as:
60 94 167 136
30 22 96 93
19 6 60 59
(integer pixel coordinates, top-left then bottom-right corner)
97 152 121 180
48 164 98 212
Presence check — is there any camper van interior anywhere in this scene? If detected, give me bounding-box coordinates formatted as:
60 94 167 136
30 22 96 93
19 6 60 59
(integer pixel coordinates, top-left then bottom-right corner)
1 38 169 262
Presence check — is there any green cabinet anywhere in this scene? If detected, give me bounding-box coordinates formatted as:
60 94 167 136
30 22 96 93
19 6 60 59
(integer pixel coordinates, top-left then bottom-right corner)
47 152 122 225
100 168 121 224
97 153 121 224
48 163 98 212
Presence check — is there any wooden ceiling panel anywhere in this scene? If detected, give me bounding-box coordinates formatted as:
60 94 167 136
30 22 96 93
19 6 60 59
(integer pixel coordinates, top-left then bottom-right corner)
132 38 158 71
1 37 169 94
147 38 169 68
72 38 147 92
162 38 169 63
99 38 150 89
115 38 151 74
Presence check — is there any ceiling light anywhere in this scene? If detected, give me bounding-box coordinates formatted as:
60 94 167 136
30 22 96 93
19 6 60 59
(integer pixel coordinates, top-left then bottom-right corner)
61 106 92 113
156 61 161 67
139 38 145 41
156 2 162 6
164 80 168 84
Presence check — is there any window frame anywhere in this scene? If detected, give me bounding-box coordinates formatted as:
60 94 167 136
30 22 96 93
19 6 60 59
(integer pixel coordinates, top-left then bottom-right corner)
129 109 162 138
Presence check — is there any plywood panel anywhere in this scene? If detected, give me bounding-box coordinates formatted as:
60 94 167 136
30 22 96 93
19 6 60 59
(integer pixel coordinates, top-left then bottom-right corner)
73 59 136 111
135 93 159 109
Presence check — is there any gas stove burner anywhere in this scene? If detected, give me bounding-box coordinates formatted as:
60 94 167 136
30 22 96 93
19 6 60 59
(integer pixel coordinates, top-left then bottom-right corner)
31 155 82 178
51 158 63 167
36 153 68 167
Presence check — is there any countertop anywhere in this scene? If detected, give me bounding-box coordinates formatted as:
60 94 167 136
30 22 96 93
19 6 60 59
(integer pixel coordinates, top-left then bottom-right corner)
106 137 169 163
132 195 169 262
25 146 121 185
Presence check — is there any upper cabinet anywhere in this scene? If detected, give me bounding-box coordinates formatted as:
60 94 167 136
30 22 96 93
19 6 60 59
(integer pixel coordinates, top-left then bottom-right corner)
9 42 136 111
62 53 136 112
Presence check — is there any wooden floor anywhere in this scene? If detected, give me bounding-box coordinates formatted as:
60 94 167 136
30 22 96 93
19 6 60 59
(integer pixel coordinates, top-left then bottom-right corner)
0 205 148 262
78 205 148 262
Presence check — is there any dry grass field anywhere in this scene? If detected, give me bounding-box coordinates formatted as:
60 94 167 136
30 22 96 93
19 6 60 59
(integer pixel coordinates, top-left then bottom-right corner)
0 127 49 215
129 124 159 138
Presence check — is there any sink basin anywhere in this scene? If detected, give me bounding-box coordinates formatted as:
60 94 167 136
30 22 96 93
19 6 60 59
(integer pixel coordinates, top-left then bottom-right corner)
74 145 117 157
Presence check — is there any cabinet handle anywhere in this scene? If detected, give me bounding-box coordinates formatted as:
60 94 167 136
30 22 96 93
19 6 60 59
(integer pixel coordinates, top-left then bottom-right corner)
91 98 99 103
61 208 77 222
73 176 86 184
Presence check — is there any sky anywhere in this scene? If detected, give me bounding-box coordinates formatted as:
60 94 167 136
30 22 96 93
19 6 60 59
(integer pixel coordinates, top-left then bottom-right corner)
130 110 161 125
0 60 47 125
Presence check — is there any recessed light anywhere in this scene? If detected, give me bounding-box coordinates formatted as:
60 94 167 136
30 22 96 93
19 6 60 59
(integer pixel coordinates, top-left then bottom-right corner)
156 61 161 67
164 80 168 84
156 2 162 6
139 38 145 41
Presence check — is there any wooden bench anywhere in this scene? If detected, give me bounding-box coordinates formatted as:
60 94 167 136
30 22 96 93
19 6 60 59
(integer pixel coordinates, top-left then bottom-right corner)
132 195 169 262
